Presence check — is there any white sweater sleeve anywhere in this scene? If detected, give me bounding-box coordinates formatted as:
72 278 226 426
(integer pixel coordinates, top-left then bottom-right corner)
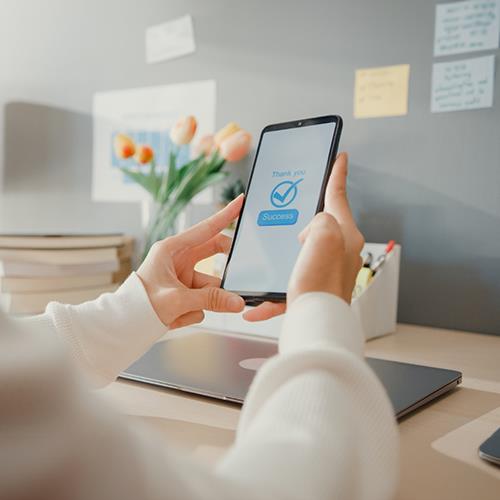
3 281 399 500
18 272 169 387
219 293 399 500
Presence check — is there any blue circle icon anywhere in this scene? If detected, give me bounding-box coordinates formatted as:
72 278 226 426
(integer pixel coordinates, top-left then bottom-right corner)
270 178 303 208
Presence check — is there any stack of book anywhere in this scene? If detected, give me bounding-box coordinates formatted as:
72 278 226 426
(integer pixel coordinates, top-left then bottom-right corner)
0 234 134 315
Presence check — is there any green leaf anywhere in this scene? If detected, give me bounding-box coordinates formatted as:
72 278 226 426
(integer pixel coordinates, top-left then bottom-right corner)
120 167 158 196
148 159 160 198
171 158 217 204
166 150 178 191
190 172 228 198
157 152 223 203
176 155 204 183
208 156 226 174
174 173 227 207
157 150 177 203
157 150 206 204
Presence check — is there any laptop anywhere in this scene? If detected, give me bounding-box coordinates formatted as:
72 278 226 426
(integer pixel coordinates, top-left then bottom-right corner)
121 328 462 419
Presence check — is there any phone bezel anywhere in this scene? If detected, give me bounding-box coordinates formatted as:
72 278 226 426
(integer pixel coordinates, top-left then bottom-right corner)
220 114 343 305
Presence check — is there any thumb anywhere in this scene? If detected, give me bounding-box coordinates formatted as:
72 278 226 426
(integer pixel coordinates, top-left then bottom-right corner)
324 152 354 225
183 287 245 314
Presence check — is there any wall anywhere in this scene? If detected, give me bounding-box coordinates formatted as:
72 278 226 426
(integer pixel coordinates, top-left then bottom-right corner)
1 0 499 334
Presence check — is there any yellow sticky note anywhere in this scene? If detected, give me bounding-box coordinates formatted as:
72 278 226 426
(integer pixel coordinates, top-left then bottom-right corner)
354 64 410 119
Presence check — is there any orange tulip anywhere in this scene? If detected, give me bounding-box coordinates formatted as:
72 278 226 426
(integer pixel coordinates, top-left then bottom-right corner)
192 134 215 157
114 133 136 159
135 144 154 164
170 116 197 145
214 122 240 147
219 130 252 162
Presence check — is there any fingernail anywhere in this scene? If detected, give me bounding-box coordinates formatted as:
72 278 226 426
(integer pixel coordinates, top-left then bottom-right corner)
228 295 244 310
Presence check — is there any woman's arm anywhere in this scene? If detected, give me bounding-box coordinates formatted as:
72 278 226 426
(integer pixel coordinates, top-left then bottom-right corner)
218 292 398 500
0 292 397 500
219 154 399 498
2 153 399 499
16 197 248 388
17 272 170 387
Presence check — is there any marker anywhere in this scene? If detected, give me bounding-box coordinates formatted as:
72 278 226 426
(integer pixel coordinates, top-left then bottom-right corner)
371 240 395 273
352 266 373 299
362 252 373 268
385 240 395 253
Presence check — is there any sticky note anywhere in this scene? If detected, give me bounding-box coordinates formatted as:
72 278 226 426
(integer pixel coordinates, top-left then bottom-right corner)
145 15 196 64
354 64 410 119
434 0 500 57
431 55 495 113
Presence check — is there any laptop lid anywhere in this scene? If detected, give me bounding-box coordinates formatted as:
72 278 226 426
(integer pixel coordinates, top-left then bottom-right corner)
121 328 462 419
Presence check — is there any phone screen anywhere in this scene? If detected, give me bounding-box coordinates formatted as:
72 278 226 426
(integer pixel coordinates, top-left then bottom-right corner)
222 119 339 296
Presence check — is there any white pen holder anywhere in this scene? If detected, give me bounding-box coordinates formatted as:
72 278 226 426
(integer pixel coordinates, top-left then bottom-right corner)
352 243 401 340
200 243 401 341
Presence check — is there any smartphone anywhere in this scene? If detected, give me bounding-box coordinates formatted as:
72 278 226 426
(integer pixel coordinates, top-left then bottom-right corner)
221 115 343 305
479 428 500 466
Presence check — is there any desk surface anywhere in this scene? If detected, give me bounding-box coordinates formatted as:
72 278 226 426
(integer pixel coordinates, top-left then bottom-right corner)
100 324 500 500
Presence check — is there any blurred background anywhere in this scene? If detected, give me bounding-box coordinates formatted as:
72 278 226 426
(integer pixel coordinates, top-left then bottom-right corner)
0 0 499 334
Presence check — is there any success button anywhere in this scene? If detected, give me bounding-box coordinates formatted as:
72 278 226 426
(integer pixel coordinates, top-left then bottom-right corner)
257 209 299 226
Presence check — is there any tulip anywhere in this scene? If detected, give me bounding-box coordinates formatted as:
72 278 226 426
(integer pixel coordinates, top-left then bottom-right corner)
192 134 215 158
214 122 240 147
135 144 154 164
219 130 252 162
170 116 197 145
114 133 136 159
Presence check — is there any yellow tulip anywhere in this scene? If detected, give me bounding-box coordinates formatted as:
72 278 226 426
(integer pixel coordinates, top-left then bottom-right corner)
219 130 252 162
135 144 154 164
170 116 197 145
214 122 240 147
114 133 136 159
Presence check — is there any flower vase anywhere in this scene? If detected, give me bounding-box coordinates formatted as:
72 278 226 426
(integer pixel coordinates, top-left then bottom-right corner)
141 199 189 261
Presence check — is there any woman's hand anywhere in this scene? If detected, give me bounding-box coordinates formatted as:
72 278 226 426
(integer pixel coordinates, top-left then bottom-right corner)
137 196 245 330
288 152 364 304
243 152 364 321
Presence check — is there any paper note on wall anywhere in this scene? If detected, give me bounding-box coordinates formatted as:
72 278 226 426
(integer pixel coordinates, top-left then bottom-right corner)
431 55 495 113
354 64 410 119
146 15 196 64
434 0 500 57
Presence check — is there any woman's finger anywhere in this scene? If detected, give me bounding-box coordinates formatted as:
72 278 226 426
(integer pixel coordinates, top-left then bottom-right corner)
323 152 365 253
170 310 205 330
298 222 311 244
179 287 245 316
287 212 345 304
324 153 355 227
168 195 243 252
243 301 287 322
185 233 232 265
192 271 221 289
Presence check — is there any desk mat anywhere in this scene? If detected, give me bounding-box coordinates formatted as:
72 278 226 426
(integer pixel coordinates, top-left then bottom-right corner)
432 405 500 480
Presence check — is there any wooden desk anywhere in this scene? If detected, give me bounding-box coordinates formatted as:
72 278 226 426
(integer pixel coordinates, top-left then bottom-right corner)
100 324 500 500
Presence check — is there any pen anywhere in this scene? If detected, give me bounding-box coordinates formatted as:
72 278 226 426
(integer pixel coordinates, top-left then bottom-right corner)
371 240 395 273
362 252 373 268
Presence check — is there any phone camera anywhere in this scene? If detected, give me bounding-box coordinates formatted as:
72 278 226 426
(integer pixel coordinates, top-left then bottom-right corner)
298 121 302 126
